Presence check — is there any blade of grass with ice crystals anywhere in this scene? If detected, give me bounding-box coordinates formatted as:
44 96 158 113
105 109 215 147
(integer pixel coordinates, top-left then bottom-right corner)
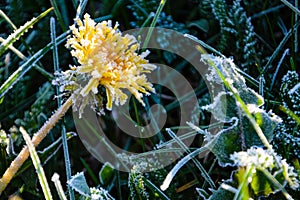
166 128 215 189
296 0 299 53
19 127 53 200
15 132 77 177
160 119 236 191
261 20 300 74
233 166 253 200
0 10 54 80
160 146 210 191
270 49 289 90
0 31 69 100
76 0 89 18
0 37 53 80
50 17 75 200
281 0 300 15
51 173 67 200
184 33 263 91
0 7 53 57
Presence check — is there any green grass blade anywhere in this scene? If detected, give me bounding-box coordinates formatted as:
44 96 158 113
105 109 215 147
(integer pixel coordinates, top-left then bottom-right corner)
80 157 99 185
0 10 54 80
259 167 294 200
19 127 53 200
0 37 54 80
279 105 300 125
142 177 170 200
50 0 67 32
142 0 167 49
0 31 68 100
0 7 53 57
233 166 253 200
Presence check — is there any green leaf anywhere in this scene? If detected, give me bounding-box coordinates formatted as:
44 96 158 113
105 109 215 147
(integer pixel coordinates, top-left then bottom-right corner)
210 120 241 166
243 109 280 148
208 184 235 200
0 7 53 57
201 55 281 166
210 107 280 166
67 172 90 197
99 162 115 186
250 170 273 196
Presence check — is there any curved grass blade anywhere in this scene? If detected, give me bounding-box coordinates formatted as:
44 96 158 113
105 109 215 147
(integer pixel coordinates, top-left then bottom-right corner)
0 7 53 57
160 146 209 191
0 31 69 100
166 128 215 189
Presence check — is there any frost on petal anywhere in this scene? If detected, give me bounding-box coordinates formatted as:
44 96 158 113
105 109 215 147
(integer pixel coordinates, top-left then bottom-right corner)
60 13 156 115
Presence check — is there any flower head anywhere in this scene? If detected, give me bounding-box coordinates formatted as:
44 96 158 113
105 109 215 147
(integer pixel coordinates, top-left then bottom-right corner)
61 14 156 113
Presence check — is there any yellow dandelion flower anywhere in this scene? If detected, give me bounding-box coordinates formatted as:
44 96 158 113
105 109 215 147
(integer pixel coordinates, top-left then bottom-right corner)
66 13 156 111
